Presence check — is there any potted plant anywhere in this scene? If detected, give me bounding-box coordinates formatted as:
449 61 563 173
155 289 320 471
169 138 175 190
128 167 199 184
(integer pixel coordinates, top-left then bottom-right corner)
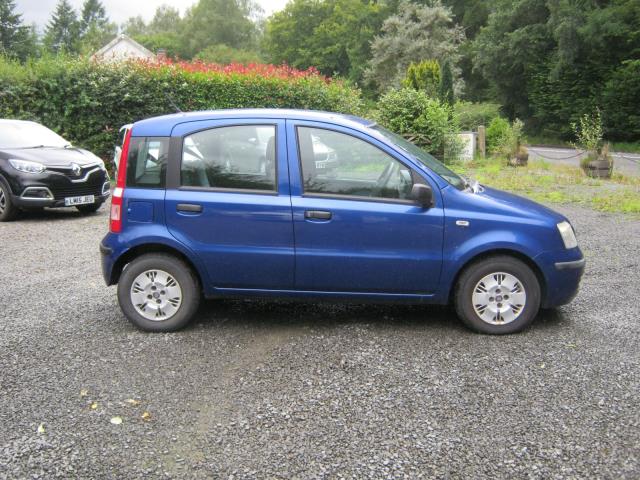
507 119 528 167
572 109 613 178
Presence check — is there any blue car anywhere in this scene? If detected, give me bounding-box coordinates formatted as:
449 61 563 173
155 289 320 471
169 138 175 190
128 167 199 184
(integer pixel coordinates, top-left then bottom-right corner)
100 109 585 334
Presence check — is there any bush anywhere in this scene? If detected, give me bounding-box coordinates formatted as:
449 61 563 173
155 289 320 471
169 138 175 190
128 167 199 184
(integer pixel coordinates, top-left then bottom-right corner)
402 60 441 98
0 56 363 160
454 101 502 131
374 88 457 158
486 117 511 155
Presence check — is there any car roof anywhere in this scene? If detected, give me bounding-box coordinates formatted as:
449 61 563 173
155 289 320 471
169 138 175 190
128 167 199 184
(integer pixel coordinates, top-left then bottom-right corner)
131 108 375 137
0 119 40 126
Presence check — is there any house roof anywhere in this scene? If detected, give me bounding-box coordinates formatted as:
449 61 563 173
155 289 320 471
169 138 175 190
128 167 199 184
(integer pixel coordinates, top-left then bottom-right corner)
92 34 155 60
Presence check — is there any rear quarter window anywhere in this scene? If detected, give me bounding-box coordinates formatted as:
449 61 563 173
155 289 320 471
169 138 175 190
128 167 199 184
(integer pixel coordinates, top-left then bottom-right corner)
126 137 169 189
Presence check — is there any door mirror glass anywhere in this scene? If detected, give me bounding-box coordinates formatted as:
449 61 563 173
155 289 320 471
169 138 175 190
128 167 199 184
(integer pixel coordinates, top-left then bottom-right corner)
411 183 433 208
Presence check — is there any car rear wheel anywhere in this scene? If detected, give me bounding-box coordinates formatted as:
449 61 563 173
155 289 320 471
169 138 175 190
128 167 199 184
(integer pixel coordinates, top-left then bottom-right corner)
0 181 17 222
117 254 200 332
76 202 103 214
454 256 541 334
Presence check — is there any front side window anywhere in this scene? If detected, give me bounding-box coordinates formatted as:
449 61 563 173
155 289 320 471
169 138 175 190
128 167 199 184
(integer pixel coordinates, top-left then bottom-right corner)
297 127 414 201
181 125 276 192
126 137 169 188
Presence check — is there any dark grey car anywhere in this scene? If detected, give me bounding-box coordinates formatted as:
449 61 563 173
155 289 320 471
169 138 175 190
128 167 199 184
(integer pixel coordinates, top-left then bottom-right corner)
0 120 110 221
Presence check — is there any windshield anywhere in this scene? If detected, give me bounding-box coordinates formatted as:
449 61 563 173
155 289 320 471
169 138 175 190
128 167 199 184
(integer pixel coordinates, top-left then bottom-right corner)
0 121 70 149
371 125 466 190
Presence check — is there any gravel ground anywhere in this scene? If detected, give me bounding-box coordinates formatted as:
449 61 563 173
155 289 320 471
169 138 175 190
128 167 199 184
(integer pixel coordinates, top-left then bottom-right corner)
0 205 638 479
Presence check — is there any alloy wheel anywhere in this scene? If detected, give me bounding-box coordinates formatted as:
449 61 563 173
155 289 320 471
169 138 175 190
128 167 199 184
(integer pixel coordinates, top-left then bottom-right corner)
471 272 527 325
130 269 183 321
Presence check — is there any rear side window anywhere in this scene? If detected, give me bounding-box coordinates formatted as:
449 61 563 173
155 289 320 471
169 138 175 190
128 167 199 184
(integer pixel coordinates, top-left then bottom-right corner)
181 125 276 192
126 137 169 188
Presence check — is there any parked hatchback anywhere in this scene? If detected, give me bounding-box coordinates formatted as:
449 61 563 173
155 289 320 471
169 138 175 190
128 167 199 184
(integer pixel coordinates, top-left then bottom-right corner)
0 120 110 221
100 109 585 334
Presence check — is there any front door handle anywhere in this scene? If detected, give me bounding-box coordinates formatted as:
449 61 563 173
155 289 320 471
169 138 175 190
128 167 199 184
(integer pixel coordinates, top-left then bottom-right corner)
177 203 203 213
304 210 332 220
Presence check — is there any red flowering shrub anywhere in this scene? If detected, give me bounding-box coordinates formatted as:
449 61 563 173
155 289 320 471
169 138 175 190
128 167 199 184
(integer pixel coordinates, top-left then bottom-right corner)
0 56 363 159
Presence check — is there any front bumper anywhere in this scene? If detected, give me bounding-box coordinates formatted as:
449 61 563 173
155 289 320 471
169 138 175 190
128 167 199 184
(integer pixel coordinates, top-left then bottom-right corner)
535 249 586 308
7 167 110 208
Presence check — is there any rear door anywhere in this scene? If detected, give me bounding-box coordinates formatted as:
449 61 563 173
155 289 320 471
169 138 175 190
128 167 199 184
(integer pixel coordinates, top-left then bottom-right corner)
164 119 295 290
287 120 444 294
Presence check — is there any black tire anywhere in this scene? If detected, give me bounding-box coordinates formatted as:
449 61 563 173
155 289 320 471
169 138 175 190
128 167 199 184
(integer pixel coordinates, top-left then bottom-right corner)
454 255 541 334
0 180 17 222
117 254 201 332
76 202 103 214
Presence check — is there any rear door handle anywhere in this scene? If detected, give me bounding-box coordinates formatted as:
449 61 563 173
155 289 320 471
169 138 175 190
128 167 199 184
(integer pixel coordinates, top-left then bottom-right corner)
304 210 332 220
177 203 203 213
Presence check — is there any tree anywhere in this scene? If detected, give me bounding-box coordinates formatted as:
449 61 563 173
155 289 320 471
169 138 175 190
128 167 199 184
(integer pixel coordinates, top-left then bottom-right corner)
366 0 465 93
121 15 147 37
0 0 36 60
439 60 454 105
263 0 390 84
402 60 441 98
79 0 116 53
44 0 80 54
180 0 259 58
148 5 183 34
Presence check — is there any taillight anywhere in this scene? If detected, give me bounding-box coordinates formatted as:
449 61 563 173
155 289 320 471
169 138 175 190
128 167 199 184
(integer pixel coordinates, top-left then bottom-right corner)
110 129 132 233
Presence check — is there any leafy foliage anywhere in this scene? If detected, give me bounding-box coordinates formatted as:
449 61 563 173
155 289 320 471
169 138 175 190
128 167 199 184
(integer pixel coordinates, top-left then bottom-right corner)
0 0 36 61
439 60 454 105
0 56 363 160
43 0 81 54
454 102 501 131
374 88 457 158
402 60 441 98
263 0 388 85
195 44 262 65
366 0 465 93
571 109 604 154
602 60 640 141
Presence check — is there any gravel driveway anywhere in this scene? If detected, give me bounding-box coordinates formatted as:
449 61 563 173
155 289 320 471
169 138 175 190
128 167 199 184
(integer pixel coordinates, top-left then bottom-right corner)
0 205 638 479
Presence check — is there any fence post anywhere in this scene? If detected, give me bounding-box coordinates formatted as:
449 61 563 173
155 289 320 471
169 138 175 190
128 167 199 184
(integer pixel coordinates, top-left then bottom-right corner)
477 125 486 158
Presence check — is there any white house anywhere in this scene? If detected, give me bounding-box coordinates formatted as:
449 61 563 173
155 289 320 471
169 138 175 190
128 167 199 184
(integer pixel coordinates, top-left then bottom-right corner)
91 34 156 63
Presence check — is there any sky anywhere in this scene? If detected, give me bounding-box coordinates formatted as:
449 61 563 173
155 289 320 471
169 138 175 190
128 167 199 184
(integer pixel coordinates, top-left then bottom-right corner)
15 0 289 31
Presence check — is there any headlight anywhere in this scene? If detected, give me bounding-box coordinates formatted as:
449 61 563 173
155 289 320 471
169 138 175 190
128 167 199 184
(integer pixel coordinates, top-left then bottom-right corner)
8 159 45 174
557 221 578 249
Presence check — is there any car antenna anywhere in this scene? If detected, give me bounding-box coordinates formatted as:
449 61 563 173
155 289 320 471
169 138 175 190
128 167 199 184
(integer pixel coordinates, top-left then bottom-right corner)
164 92 182 113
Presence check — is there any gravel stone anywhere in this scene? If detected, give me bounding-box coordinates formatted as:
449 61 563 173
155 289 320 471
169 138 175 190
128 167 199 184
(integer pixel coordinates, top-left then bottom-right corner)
0 205 638 478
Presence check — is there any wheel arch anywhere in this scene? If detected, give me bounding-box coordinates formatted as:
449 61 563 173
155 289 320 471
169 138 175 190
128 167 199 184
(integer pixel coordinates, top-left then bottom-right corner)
447 249 547 305
110 243 205 292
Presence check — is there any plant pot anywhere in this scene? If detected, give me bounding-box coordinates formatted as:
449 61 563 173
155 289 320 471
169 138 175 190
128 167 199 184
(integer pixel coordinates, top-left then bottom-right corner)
582 158 612 178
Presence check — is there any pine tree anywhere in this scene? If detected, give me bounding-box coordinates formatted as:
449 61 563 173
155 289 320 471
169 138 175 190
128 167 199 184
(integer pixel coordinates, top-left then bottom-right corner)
80 0 107 33
79 0 116 52
44 0 80 54
0 0 34 59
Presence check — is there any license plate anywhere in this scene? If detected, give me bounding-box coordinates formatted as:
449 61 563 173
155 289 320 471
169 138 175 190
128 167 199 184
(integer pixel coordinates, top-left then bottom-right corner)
64 195 95 206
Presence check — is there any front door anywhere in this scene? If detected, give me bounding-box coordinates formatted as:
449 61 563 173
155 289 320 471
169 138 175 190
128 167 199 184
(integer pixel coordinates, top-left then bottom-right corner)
287 121 444 294
165 119 295 289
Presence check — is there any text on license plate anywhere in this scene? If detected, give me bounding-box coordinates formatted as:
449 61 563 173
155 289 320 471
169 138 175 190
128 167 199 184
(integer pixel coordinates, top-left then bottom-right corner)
64 195 95 206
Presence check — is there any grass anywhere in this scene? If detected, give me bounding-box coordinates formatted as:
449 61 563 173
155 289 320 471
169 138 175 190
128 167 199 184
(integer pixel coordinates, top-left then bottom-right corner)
452 157 640 214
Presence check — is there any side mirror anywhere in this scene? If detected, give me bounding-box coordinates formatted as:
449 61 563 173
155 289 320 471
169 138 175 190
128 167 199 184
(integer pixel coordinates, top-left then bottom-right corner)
411 183 433 208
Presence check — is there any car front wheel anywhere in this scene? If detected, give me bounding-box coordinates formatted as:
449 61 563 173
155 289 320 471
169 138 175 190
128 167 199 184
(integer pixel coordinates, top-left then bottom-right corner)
0 181 17 222
454 256 541 334
117 254 201 332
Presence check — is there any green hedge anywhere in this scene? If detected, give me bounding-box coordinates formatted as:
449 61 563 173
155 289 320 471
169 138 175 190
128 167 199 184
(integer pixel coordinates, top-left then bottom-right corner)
0 56 363 160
